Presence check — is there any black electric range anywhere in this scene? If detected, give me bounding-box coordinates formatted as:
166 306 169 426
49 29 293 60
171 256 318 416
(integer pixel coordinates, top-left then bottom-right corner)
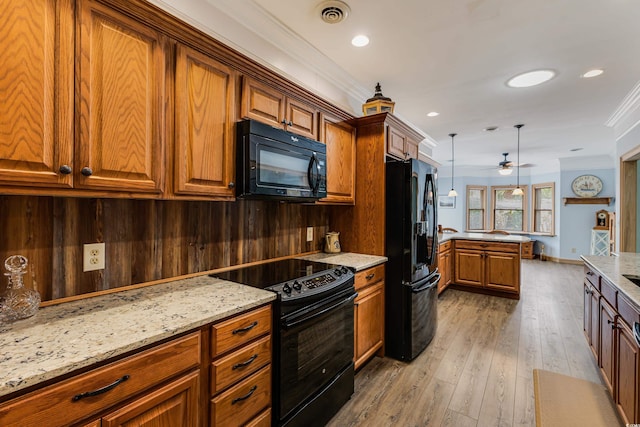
212 258 356 427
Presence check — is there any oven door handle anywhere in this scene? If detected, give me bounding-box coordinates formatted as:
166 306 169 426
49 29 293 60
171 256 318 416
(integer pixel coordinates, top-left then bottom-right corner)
283 293 357 330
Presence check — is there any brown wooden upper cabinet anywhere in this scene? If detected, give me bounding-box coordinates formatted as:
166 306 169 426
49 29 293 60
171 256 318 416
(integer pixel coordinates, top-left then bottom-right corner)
77 0 166 193
174 44 237 199
241 77 319 140
319 114 356 204
387 124 419 160
0 0 75 189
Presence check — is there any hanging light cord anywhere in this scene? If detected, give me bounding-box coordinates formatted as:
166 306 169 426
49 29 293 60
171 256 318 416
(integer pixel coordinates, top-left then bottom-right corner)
449 133 457 194
514 124 524 194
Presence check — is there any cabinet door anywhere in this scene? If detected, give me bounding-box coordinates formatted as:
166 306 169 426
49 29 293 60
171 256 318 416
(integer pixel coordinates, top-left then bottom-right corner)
285 97 318 139
241 77 285 129
0 0 74 188
78 0 166 193
599 299 616 393
354 281 384 370
590 287 600 359
444 251 452 287
319 114 355 204
101 370 199 427
454 249 483 287
584 282 592 342
175 44 236 198
386 125 408 159
484 251 520 293
616 322 639 424
405 138 419 160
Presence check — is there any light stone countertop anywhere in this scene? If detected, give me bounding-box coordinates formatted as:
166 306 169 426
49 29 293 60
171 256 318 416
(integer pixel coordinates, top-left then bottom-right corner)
296 252 387 271
582 253 640 310
439 232 531 244
0 275 275 398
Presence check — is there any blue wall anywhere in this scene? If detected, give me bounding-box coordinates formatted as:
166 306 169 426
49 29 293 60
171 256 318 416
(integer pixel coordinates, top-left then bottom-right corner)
438 168 615 261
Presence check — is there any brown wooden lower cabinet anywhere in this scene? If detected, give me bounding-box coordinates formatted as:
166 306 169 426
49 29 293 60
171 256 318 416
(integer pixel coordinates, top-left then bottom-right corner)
452 240 521 297
0 304 274 427
583 263 640 424
354 264 385 370
437 241 452 294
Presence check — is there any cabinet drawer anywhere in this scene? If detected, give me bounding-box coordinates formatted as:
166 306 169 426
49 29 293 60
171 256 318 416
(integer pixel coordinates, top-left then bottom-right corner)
211 305 271 357
210 365 271 426
601 277 618 308
211 335 271 394
454 240 519 253
618 294 640 328
439 240 452 252
245 408 271 427
584 265 599 288
0 332 201 427
355 264 385 291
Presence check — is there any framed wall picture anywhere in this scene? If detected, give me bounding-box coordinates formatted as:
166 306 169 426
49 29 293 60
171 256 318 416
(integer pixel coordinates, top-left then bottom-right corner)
438 195 456 209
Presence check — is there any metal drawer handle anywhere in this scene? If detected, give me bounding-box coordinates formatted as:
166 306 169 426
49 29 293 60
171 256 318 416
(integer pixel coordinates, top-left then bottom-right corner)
232 354 258 370
232 321 258 335
366 273 375 280
72 375 130 402
231 385 257 404
586 271 594 276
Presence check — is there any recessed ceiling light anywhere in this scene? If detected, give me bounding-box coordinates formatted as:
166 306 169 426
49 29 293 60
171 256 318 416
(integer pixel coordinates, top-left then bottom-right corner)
483 126 499 132
582 69 604 78
351 35 369 47
427 112 439 117
570 147 583 152
507 69 556 88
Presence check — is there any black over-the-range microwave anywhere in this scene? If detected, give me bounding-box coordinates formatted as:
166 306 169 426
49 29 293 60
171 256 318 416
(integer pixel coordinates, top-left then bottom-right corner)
235 119 327 202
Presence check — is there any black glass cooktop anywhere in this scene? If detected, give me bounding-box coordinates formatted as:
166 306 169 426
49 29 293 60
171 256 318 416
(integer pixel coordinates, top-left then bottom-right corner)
212 259 340 289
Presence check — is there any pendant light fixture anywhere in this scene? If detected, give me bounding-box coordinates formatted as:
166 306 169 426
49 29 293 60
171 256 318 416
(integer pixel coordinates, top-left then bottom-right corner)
512 124 524 196
448 133 458 197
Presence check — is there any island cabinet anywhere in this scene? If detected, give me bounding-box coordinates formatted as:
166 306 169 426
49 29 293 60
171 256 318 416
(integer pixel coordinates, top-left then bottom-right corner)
241 76 319 140
318 114 356 205
210 305 272 426
582 263 640 424
173 44 238 199
453 240 521 297
0 0 74 189
437 240 453 294
0 332 202 427
77 0 167 193
353 264 385 370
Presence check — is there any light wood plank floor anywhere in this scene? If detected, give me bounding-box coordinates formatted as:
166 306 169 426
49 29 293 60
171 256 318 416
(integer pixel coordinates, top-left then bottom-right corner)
327 260 601 427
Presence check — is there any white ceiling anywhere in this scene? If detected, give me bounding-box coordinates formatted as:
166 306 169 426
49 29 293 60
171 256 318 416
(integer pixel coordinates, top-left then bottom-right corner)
154 0 640 174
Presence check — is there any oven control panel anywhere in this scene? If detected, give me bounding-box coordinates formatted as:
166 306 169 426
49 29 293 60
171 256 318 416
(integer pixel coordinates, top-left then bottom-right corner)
269 266 353 300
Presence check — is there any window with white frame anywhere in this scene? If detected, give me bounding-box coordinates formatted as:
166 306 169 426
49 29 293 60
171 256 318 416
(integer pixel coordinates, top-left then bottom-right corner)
491 186 528 232
466 185 486 231
532 182 555 234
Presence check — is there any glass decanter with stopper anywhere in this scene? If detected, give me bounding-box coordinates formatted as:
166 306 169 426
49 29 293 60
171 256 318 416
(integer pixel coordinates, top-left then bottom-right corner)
0 255 40 322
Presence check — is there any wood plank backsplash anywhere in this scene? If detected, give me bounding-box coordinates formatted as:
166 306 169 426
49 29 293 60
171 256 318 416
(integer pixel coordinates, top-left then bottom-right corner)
0 196 329 301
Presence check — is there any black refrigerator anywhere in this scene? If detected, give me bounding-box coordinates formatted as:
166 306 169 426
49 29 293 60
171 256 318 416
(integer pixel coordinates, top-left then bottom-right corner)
385 158 440 361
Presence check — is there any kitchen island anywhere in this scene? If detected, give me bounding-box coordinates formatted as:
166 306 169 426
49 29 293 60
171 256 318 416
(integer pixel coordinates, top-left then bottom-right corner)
581 253 640 424
438 232 531 298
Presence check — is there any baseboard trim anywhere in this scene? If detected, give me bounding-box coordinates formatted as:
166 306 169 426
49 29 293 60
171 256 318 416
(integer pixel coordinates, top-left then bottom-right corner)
538 256 583 265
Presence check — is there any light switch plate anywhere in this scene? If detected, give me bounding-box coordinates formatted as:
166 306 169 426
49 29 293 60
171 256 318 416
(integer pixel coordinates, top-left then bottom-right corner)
306 227 313 242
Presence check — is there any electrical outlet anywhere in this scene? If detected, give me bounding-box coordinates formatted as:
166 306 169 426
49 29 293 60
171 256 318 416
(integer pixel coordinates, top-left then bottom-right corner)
306 227 314 242
571 247 577 254
83 243 105 272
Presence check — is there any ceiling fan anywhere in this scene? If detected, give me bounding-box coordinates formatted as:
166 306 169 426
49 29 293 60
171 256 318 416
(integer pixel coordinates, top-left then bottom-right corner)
496 152 534 175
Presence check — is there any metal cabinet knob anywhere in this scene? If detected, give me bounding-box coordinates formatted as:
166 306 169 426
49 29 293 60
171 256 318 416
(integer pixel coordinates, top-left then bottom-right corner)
81 167 93 176
228 182 235 189
59 165 72 175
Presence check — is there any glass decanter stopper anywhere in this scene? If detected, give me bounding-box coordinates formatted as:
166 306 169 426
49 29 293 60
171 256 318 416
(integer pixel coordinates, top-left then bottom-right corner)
0 255 40 322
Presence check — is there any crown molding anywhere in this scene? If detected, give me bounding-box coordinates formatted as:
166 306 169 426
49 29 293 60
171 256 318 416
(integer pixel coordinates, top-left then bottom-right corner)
605 79 640 141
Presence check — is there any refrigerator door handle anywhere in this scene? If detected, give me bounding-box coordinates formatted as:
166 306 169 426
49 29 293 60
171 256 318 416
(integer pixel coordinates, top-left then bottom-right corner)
410 273 441 293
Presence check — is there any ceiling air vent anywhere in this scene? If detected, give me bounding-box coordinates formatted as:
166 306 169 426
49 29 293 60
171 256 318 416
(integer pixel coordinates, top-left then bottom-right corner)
318 0 351 24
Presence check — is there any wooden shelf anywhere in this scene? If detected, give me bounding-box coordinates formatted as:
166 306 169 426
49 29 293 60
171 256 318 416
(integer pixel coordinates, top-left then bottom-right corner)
563 197 613 205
